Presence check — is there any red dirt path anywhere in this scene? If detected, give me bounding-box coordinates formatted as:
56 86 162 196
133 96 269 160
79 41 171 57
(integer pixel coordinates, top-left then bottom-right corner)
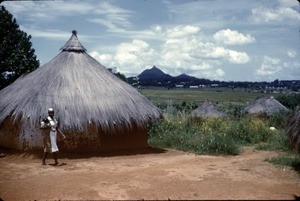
0 146 299 200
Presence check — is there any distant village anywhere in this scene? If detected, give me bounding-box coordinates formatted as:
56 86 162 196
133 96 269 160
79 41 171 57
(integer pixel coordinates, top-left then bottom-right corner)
126 66 300 93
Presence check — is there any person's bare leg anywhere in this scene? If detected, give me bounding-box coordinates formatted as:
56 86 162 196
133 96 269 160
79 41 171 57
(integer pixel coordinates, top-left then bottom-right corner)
53 152 59 165
42 152 47 165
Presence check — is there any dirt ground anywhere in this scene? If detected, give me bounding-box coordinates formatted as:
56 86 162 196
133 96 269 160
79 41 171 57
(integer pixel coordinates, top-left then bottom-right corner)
0 146 299 200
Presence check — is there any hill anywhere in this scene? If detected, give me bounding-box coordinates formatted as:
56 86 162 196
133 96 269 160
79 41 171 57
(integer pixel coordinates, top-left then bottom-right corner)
128 66 211 87
127 66 300 91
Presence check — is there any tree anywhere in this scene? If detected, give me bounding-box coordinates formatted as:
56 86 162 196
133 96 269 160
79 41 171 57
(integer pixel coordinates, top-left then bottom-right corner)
0 5 39 89
107 67 127 82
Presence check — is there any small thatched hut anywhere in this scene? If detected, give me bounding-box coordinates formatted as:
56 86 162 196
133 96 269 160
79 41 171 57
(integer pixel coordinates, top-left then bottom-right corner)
189 101 227 119
286 106 300 151
243 96 288 116
0 30 162 152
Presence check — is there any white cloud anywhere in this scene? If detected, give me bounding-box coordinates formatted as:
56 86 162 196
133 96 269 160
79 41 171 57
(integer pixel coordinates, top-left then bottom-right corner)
96 39 156 74
89 52 113 66
251 6 300 24
227 50 250 64
203 46 250 64
88 2 134 31
89 24 249 79
256 56 282 76
287 50 297 58
213 29 255 45
191 68 225 80
165 25 200 38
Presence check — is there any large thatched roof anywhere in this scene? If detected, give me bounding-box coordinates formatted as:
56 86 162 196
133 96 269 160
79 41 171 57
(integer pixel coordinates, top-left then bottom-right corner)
243 96 288 116
0 30 162 132
189 101 227 119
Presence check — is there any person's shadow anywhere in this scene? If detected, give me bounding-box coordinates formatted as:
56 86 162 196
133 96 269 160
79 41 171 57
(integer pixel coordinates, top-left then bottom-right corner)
49 162 67 166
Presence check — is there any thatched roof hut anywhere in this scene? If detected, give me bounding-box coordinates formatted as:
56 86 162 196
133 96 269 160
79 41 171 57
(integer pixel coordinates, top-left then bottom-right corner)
0 30 162 152
243 96 288 116
286 106 300 151
189 101 227 119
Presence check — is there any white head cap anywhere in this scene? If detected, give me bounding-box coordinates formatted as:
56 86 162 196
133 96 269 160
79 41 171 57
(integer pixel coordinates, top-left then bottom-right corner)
48 108 54 113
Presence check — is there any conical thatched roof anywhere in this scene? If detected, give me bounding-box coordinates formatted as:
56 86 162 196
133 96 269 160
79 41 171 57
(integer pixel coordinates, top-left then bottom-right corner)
0 31 162 132
286 106 300 151
189 101 227 119
243 96 288 116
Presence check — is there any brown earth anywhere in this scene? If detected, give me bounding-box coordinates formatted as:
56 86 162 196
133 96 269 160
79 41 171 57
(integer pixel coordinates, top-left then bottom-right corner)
0 146 299 200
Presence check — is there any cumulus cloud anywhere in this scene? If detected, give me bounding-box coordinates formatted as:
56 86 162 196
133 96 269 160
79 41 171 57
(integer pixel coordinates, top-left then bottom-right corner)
251 6 300 24
287 50 297 58
256 56 282 76
165 25 200 38
200 46 250 64
90 52 114 66
191 68 225 80
213 29 255 45
89 24 251 80
91 39 156 75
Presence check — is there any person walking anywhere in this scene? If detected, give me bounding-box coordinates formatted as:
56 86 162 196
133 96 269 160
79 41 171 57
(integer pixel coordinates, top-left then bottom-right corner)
40 108 66 165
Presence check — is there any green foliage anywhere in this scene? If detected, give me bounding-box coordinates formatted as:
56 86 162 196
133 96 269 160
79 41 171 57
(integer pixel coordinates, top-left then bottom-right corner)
107 67 127 82
141 88 272 109
149 113 274 155
267 111 289 129
224 118 271 144
226 103 243 118
276 93 300 110
0 5 39 89
255 130 291 151
198 132 241 155
265 156 300 173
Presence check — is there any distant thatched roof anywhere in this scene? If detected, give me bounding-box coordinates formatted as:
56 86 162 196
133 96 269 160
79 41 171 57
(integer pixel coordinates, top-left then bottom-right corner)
286 106 300 150
243 96 288 116
0 31 162 132
189 101 227 119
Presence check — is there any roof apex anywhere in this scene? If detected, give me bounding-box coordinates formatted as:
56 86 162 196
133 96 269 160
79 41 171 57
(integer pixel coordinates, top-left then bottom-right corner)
60 30 87 52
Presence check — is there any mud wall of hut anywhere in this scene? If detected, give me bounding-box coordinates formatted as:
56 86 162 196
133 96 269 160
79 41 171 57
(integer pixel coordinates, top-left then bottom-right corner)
0 119 149 152
60 125 148 152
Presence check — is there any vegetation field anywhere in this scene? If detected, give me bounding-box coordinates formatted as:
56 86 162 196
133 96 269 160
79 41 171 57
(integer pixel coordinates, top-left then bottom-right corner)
141 87 273 108
141 87 300 172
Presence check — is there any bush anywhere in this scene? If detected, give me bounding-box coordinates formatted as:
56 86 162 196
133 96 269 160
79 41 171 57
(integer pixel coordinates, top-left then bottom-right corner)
256 130 291 151
276 93 300 110
198 133 241 155
149 107 290 156
224 118 271 145
267 111 289 129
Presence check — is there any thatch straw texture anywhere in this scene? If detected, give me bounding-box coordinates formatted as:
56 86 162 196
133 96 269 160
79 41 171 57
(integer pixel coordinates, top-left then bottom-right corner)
189 101 227 119
286 106 300 151
0 31 162 151
243 96 288 116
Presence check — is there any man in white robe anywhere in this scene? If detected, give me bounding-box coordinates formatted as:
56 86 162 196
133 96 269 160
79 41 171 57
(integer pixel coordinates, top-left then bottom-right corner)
41 108 66 165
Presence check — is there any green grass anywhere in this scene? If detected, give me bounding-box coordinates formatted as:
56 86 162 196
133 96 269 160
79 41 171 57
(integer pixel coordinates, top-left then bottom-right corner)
141 87 273 107
148 113 274 156
255 130 291 151
265 156 300 173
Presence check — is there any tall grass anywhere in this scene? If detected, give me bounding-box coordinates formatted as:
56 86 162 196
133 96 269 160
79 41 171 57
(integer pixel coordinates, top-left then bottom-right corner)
148 110 278 155
146 89 298 172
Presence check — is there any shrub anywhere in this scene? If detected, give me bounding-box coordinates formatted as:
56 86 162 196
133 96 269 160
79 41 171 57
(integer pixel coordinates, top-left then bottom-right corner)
198 133 241 155
148 108 288 156
224 118 271 144
267 111 289 129
256 130 291 151
276 93 300 110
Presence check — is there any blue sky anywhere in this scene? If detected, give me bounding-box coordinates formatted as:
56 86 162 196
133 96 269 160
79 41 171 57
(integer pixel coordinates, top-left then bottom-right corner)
2 0 300 81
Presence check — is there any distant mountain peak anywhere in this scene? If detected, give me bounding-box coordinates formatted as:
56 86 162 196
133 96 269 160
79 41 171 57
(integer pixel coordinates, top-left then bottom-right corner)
138 65 172 79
